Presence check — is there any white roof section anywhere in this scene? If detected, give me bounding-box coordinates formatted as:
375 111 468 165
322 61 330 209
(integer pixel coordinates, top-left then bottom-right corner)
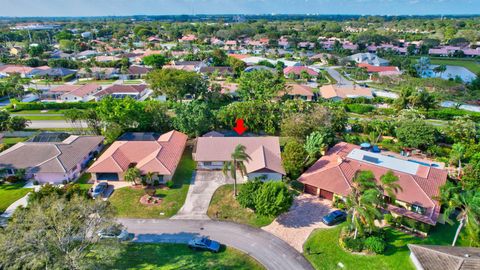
347 149 420 175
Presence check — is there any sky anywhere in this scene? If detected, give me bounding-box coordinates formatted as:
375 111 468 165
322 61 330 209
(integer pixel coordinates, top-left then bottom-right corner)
1 0 479 17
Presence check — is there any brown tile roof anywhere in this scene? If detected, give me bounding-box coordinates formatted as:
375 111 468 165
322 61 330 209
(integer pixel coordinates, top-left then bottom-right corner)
194 137 285 175
408 244 480 270
319 84 373 99
298 142 448 225
94 84 146 97
128 65 151 75
280 84 314 97
0 136 104 173
87 130 187 175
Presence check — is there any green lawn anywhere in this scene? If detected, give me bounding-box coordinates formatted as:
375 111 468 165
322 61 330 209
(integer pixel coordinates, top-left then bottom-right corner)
34 80 65 85
121 80 144 85
13 109 69 115
21 115 66 120
0 182 32 214
207 184 275 228
75 79 116 85
109 148 195 218
114 243 264 270
304 222 469 270
2 137 28 145
76 173 93 191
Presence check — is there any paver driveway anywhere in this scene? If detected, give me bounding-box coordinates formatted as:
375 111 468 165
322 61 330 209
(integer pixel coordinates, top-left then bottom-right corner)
262 194 333 252
172 170 244 219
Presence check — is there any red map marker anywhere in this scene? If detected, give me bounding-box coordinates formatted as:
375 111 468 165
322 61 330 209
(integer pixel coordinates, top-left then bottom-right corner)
233 118 247 135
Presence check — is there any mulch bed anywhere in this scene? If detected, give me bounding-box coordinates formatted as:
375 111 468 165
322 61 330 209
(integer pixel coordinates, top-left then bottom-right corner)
139 194 163 206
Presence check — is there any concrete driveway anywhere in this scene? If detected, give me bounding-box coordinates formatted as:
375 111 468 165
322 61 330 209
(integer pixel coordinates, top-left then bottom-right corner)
172 171 244 220
119 218 314 270
262 194 333 252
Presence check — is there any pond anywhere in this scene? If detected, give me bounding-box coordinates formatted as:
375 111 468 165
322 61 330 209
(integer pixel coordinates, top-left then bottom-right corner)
420 65 477 83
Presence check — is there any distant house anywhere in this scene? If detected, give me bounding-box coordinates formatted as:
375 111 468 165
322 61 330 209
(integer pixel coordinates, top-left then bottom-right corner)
408 244 480 270
87 131 187 183
345 53 390 66
31 67 77 79
280 84 315 101
77 67 119 79
125 65 152 79
358 63 402 77
179 34 197 43
95 55 122 63
93 84 148 100
199 66 234 77
244 65 276 73
163 61 207 72
193 136 285 181
298 143 447 226
0 135 104 184
298 42 316 50
47 84 102 102
0 65 42 78
319 84 373 101
283 66 319 78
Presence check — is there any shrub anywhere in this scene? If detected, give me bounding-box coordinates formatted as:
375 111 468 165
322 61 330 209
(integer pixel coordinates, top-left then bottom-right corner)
153 180 160 186
62 73 76 82
166 180 174 188
345 104 375 114
333 199 346 210
237 180 263 210
62 180 68 185
254 181 293 217
384 213 394 225
33 180 39 185
364 236 386 254
343 237 364 252
5 176 19 183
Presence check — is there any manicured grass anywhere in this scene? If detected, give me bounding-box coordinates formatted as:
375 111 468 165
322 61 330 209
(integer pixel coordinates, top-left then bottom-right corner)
75 79 116 85
76 173 93 191
0 182 31 214
429 58 480 74
13 109 68 115
207 184 275 228
109 148 195 218
304 222 469 270
114 243 265 270
20 115 66 120
121 80 144 85
2 137 28 145
34 80 65 85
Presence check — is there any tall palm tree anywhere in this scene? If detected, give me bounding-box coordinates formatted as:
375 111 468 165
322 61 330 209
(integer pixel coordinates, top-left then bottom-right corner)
124 167 141 186
346 170 383 239
444 189 480 246
379 170 403 202
222 144 251 197
145 172 155 186
450 143 466 179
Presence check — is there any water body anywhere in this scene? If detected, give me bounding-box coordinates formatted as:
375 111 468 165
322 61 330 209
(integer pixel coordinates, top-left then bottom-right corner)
421 65 477 83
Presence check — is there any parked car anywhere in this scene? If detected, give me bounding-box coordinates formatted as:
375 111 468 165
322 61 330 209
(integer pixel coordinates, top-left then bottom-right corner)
322 210 347 226
98 226 130 241
188 236 221 253
91 182 108 199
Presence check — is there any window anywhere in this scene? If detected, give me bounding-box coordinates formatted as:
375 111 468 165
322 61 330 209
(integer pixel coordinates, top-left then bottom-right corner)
203 162 212 166
411 204 426 215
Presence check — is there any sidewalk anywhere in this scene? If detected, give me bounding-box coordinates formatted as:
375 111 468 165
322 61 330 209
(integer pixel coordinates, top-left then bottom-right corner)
0 181 40 219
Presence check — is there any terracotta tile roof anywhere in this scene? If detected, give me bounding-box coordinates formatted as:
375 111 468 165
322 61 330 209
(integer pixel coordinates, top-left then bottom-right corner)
194 137 285 175
358 63 400 73
280 84 314 97
228 54 250 60
0 136 104 173
408 244 480 270
319 84 373 99
94 84 146 97
298 142 448 225
88 130 187 175
0 64 35 74
59 84 101 98
283 66 319 76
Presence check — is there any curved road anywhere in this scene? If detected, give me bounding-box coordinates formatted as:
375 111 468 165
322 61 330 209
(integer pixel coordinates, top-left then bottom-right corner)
119 218 314 270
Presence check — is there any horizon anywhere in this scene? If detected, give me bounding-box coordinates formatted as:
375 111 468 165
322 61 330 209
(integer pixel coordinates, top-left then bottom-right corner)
2 0 480 17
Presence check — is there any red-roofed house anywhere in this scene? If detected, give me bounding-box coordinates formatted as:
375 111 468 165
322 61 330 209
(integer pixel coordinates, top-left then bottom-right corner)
88 131 188 183
93 84 148 100
193 136 285 181
280 84 315 101
283 66 318 78
298 142 448 226
179 34 197 42
358 63 402 77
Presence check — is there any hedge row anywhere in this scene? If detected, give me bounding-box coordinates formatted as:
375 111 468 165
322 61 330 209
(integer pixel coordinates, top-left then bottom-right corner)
345 103 375 114
426 108 480 121
11 102 97 111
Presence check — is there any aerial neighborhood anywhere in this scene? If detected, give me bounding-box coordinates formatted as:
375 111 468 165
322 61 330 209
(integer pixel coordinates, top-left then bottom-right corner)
0 5 479 270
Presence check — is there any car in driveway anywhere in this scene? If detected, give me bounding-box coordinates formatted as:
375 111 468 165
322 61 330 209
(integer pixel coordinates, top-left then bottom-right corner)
91 182 108 199
188 236 221 252
322 210 347 226
98 225 131 241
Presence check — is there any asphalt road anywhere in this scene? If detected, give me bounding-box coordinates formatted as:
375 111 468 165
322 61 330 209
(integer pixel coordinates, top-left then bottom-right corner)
119 218 314 270
27 120 86 129
325 67 353 85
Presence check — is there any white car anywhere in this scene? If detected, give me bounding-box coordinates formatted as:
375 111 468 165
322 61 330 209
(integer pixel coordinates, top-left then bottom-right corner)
98 226 130 241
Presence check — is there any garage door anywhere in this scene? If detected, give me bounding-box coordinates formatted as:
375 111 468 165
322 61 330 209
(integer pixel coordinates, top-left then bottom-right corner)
319 189 334 200
304 184 318 195
96 173 119 181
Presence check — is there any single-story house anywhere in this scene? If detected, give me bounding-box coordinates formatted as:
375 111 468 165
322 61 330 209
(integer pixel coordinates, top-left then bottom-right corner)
125 65 151 79
45 84 101 102
77 67 119 79
163 61 207 72
319 84 373 101
283 66 319 77
93 84 148 100
199 66 234 77
345 53 390 66
408 244 480 270
31 67 77 79
280 83 315 101
298 142 448 226
87 131 187 183
357 63 402 77
193 136 285 181
0 135 104 184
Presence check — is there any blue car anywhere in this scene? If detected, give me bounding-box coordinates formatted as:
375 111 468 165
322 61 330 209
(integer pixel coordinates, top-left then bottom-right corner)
188 236 221 253
322 210 347 226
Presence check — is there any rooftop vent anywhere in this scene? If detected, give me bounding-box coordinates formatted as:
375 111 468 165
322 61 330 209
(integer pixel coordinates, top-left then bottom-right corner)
362 155 380 164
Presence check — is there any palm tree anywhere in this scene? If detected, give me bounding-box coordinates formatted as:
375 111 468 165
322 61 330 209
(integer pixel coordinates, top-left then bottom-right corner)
450 143 466 179
444 189 480 246
222 144 251 197
379 170 402 202
345 170 383 239
144 172 155 186
124 167 141 186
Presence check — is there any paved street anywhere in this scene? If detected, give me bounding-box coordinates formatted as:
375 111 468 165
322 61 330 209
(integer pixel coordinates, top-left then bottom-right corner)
119 218 314 270
27 120 86 129
325 66 353 85
172 171 244 220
